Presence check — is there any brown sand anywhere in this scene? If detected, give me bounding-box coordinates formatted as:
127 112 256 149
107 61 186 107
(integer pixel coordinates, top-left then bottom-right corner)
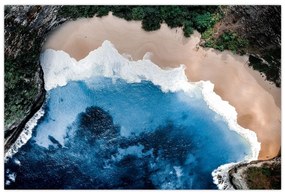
43 14 281 160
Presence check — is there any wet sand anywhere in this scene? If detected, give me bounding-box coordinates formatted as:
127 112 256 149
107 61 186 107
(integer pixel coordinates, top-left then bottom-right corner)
43 14 281 160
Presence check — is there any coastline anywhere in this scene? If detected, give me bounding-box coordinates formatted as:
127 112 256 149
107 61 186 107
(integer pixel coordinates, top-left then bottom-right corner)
43 13 281 160
4 66 46 153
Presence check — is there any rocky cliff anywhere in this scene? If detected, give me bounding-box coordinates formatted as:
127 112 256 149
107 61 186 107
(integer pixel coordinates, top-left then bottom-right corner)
229 157 281 189
4 5 65 151
218 5 281 86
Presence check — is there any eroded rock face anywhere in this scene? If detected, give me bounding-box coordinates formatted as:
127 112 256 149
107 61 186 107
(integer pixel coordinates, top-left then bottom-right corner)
4 5 66 151
228 6 280 52
219 5 281 86
229 157 281 189
5 6 64 58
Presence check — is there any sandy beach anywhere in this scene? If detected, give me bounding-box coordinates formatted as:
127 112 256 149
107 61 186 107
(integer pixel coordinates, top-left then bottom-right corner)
43 13 281 160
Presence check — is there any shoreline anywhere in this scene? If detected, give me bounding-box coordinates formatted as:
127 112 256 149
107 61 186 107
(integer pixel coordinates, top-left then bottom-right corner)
43 13 280 160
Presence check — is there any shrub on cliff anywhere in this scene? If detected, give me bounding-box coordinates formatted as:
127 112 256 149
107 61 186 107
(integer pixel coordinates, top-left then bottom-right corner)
160 6 188 28
141 7 162 31
193 12 216 32
111 6 133 21
183 20 194 37
132 7 145 20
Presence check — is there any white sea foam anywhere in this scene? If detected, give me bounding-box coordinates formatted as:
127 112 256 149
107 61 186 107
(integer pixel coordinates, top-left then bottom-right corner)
41 41 192 93
6 40 260 189
112 144 153 162
4 107 45 162
5 169 17 185
14 158 21 166
211 162 237 189
5 180 11 186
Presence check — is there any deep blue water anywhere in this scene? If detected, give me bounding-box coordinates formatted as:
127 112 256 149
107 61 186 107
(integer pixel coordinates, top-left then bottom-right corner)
5 78 250 189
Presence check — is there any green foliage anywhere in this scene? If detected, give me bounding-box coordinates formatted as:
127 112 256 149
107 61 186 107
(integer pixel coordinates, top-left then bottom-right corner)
201 28 214 40
160 6 188 28
261 167 271 176
111 6 133 21
212 11 224 23
142 16 161 31
193 12 215 32
58 6 99 18
183 20 194 37
246 164 281 189
58 5 221 36
131 7 145 20
203 31 249 53
141 7 162 31
5 59 38 128
96 6 111 17
204 39 214 47
4 22 43 128
58 5 113 19
217 31 248 52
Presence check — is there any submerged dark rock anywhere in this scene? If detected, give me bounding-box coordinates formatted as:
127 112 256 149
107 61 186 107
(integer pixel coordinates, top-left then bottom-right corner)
74 106 120 145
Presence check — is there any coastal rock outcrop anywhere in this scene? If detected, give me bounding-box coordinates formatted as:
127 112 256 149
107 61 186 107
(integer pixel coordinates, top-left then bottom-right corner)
229 157 281 189
218 5 281 86
4 5 65 152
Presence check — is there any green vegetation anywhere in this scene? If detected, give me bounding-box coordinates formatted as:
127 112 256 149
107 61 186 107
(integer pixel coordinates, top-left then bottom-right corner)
58 5 222 37
4 20 42 130
112 6 133 21
183 20 194 37
203 30 249 54
141 7 162 31
131 7 145 20
58 6 104 18
193 12 216 32
5 58 39 129
246 164 281 189
160 6 187 28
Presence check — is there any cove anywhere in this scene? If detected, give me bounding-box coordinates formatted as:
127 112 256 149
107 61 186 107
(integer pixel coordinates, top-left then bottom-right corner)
5 41 259 189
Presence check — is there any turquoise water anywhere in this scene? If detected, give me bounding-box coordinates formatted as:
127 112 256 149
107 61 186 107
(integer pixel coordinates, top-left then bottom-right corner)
5 77 251 189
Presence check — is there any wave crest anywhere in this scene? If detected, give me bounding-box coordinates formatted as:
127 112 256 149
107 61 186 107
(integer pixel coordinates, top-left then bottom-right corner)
5 107 45 161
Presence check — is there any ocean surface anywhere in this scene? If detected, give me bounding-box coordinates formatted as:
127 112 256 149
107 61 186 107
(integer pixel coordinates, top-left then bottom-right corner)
4 41 259 189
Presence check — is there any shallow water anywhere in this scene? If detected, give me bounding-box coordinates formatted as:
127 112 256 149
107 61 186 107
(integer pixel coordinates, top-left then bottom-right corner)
5 78 250 189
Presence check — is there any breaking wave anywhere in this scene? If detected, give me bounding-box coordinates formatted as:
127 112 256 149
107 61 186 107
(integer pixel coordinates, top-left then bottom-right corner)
5 107 45 161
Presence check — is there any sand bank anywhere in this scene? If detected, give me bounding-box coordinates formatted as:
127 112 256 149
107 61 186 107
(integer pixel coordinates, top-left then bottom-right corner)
43 13 281 160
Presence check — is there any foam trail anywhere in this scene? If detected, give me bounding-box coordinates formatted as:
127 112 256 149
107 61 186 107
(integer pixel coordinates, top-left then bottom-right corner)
4 106 45 162
39 40 260 189
199 81 260 189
